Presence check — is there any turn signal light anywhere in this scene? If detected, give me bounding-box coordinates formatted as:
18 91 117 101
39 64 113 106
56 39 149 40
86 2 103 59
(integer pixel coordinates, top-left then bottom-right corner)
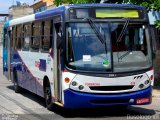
150 75 154 80
64 77 70 83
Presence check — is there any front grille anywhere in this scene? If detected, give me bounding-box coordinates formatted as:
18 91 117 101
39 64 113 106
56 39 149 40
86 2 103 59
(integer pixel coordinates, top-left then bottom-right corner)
89 85 134 91
91 99 130 104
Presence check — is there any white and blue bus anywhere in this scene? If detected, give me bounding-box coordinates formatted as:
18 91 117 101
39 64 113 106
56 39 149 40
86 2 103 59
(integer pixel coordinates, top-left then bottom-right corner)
3 4 154 109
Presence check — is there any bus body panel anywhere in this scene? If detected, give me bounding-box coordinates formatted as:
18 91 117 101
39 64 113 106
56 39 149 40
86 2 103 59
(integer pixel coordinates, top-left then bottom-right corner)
3 22 10 79
63 86 152 109
68 72 152 94
11 50 54 97
61 70 153 105
3 48 8 78
3 4 153 109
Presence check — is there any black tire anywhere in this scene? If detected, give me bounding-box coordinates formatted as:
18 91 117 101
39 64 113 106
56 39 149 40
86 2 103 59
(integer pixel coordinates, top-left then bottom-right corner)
44 83 54 110
13 70 21 93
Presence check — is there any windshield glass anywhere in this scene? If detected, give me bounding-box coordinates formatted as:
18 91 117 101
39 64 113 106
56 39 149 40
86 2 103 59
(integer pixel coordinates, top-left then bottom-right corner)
66 22 152 73
111 23 152 72
66 22 112 71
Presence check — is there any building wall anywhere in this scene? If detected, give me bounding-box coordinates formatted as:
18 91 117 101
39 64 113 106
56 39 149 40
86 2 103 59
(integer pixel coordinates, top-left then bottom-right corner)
9 6 33 19
32 0 55 13
43 0 54 7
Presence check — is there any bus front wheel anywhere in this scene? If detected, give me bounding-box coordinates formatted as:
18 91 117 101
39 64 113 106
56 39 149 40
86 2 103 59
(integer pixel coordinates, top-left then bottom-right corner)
44 83 54 110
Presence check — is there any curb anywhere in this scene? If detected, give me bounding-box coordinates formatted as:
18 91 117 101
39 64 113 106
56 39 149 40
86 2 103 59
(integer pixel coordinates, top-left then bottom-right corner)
152 89 160 98
153 94 160 98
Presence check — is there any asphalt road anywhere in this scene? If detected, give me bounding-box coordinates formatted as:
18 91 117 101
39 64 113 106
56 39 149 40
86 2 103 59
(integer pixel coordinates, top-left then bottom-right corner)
0 59 160 120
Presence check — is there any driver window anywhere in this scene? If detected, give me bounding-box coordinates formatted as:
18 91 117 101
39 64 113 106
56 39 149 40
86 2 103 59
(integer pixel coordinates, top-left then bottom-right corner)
55 23 62 48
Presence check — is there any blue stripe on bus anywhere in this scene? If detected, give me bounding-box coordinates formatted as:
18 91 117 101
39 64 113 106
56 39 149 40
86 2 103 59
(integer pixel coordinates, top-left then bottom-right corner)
34 4 144 21
67 3 145 9
63 87 152 108
35 6 65 20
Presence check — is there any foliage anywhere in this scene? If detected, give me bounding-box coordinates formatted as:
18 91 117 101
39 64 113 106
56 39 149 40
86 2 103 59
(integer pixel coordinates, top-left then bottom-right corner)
54 0 95 6
123 0 160 29
123 0 160 12
54 0 160 11
155 20 160 29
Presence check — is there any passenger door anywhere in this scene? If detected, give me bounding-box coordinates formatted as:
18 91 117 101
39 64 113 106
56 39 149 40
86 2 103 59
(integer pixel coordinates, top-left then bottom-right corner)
53 16 63 102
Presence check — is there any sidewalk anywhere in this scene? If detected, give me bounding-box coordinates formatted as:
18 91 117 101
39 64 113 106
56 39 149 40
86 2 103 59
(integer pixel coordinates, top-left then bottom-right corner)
153 86 160 98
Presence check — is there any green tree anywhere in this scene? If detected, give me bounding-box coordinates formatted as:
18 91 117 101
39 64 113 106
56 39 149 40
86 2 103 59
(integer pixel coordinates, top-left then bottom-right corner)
54 0 95 6
124 0 160 29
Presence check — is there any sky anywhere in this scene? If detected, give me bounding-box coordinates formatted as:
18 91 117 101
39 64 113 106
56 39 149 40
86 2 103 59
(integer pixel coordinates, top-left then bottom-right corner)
0 0 33 14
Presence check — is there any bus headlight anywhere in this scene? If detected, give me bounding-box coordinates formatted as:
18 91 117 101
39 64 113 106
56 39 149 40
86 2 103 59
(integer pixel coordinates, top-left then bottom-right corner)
139 84 144 89
79 85 84 90
72 81 77 86
144 80 150 85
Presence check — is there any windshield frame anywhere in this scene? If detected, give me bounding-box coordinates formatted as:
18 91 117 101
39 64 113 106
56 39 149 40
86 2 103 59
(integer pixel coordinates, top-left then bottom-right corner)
65 21 153 74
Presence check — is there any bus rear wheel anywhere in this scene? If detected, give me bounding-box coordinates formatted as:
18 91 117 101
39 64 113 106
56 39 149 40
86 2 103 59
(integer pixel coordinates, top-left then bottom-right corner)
44 84 54 110
13 70 21 93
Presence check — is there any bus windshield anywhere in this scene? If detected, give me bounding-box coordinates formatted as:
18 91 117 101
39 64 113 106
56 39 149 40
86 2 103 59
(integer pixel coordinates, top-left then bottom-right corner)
66 22 111 71
66 22 152 73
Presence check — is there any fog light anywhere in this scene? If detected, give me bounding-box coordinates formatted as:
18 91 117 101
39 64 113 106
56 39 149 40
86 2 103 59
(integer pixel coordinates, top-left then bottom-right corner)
79 85 84 90
72 81 77 86
129 99 134 103
144 80 150 85
139 84 144 89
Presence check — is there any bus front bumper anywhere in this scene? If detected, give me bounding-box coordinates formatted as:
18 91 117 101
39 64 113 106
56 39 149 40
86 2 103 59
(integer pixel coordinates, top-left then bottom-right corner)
63 86 152 109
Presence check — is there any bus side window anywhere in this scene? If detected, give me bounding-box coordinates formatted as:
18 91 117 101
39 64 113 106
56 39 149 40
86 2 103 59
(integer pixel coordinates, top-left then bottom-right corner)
23 24 31 51
41 20 52 52
11 27 13 48
16 25 22 50
55 23 62 48
12 26 17 49
3 29 7 48
31 22 40 51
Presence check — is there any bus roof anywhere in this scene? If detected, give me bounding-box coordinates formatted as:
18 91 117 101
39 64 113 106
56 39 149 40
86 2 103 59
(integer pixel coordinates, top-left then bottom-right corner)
5 3 145 27
67 3 144 9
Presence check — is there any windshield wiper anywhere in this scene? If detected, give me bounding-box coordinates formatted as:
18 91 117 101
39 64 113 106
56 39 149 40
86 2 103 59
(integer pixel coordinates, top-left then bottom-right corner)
117 18 130 62
118 50 132 62
85 18 105 44
117 18 129 43
86 18 109 58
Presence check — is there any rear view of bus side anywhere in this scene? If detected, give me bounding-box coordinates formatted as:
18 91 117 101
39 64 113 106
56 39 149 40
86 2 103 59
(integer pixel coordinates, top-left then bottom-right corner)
3 4 154 109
